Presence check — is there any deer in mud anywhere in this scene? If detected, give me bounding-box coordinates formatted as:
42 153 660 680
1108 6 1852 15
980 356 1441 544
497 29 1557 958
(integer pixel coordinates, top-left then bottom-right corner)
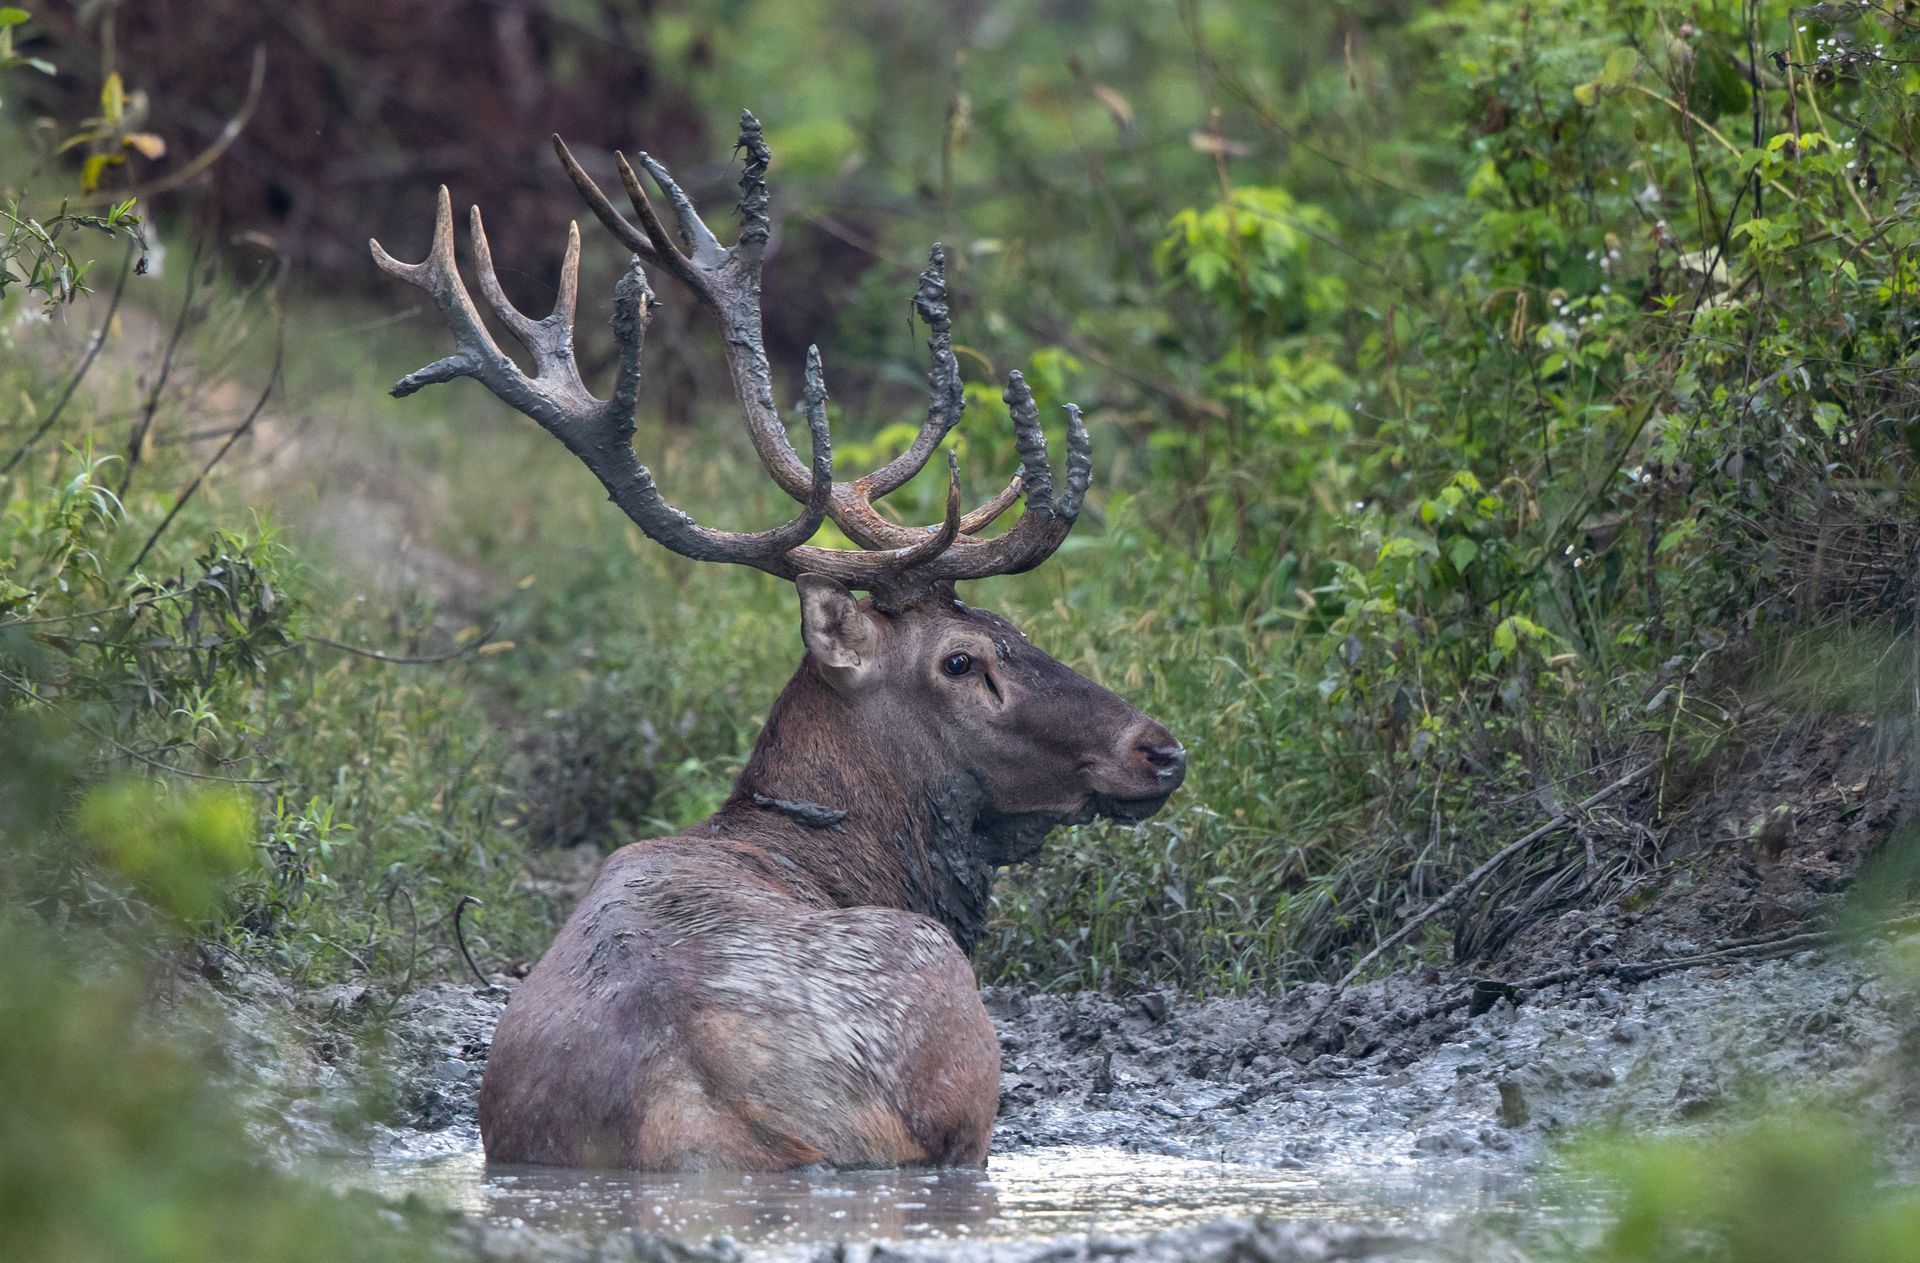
371 112 1186 1170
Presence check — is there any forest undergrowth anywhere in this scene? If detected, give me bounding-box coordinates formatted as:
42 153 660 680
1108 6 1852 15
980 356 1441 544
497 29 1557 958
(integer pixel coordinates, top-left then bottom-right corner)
6 2 1920 1261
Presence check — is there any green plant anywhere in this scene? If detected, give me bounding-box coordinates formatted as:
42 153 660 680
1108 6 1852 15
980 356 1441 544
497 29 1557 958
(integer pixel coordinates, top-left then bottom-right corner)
0 9 146 310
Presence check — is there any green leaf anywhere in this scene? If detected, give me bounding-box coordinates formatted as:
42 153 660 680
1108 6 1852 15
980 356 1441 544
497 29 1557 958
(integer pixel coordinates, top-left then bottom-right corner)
100 70 124 123
1599 47 1638 88
1693 46 1751 117
0 8 31 27
79 151 119 193
1448 536 1479 573
1186 250 1228 291
76 780 257 924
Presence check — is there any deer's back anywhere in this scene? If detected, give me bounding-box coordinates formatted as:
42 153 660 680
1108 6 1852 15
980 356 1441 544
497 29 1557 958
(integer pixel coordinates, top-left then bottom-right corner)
477 833 1000 1169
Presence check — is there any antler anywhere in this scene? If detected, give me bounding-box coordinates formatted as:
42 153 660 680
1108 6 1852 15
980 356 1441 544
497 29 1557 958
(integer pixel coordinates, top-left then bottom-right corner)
375 110 1091 595
370 188 831 577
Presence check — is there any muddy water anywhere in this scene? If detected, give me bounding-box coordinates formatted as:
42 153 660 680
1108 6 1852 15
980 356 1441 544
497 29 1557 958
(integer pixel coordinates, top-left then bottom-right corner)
294 951 1905 1260
351 1143 1598 1258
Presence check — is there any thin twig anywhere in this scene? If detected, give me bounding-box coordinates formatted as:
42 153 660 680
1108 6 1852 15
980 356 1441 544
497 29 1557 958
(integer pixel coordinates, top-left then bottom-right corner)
391 886 420 998
1292 763 1653 1044
307 627 498 666
1340 763 1652 990
63 46 268 210
0 668 276 784
127 300 284 573
0 588 191 629
452 894 492 989
117 224 209 498
1410 916 1920 1024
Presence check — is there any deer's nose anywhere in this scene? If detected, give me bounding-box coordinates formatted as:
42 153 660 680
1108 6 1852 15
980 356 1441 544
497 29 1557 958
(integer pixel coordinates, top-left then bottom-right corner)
1138 740 1188 783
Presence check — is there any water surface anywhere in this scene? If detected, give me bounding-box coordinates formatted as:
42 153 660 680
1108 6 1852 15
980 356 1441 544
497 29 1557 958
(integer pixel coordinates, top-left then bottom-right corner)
358 1143 1590 1256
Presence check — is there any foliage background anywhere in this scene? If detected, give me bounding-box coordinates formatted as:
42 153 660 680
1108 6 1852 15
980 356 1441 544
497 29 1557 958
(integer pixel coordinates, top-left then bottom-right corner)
3 1 1920 1258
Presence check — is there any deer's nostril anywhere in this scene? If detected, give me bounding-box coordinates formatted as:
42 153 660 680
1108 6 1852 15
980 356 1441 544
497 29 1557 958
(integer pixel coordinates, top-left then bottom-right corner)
1140 743 1186 774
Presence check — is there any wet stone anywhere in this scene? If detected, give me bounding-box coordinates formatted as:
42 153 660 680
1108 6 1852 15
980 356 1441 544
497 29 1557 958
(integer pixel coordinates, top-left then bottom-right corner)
406 1084 459 1131
1610 1019 1649 1044
430 1058 470 1083
1566 1062 1615 1089
1413 1127 1477 1154
1496 1080 1531 1128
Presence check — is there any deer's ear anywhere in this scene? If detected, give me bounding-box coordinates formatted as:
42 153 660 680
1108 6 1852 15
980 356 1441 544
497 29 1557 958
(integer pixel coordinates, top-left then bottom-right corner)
796 574 880 682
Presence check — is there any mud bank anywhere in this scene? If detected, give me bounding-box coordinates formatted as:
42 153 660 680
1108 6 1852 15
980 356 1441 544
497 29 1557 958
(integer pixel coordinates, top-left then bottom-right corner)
312 938 1907 1174
990 948 1909 1168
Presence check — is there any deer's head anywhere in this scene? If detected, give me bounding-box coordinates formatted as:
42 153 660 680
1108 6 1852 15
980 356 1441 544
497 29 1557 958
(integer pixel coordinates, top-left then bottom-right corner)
793 575 1184 853
372 111 1185 900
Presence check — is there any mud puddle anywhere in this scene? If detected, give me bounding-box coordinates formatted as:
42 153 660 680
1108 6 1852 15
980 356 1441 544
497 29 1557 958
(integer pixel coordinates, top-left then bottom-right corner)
339 1142 1600 1259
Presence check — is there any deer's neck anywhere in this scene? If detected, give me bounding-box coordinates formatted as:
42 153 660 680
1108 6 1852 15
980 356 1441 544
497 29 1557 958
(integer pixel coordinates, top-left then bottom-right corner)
709 663 1031 955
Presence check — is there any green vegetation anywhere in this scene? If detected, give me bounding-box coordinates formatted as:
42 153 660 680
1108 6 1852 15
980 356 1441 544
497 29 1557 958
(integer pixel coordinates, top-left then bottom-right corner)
1568 1111 1920 1263
0 717 462 1263
3 1 1920 1258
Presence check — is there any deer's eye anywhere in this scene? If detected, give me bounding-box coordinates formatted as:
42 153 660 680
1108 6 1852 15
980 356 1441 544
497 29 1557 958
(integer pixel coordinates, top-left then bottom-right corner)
942 652 974 678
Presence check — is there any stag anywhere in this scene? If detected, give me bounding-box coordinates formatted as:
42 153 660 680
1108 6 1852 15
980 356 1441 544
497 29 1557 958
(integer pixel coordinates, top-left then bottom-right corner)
372 112 1186 1170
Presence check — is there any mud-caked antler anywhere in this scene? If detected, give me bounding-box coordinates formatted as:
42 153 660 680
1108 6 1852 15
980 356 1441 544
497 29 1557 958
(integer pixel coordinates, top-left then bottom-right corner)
372 110 1091 596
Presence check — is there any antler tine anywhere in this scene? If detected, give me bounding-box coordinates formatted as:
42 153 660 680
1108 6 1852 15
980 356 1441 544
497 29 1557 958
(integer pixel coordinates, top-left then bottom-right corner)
551 134 660 266
576 250 831 566
555 219 582 327
857 246 964 501
371 186 504 397
795 344 835 526
604 262 652 428
1004 370 1055 507
780 374 1092 588
467 206 587 396
599 268 829 564
782 447 963 590
814 246 1031 550
614 152 693 282
959 475 1025 534
553 123 823 514
632 150 725 269
892 451 964 570
1055 404 1092 519
910 374 1093 582
734 110 773 265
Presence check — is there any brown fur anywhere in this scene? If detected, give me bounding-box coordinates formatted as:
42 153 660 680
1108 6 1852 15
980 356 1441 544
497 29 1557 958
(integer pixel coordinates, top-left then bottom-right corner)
478 583 1183 1169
